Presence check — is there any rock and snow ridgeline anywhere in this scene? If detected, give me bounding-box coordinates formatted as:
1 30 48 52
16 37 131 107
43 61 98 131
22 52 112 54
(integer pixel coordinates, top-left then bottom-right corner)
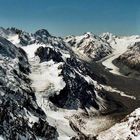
0 37 58 140
64 32 112 61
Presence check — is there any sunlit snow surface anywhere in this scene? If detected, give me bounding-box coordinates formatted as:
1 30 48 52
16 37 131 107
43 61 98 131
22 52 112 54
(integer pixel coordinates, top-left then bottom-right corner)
36 92 77 140
30 59 66 93
0 136 4 140
102 36 140 75
22 44 45 58
8 34 20 45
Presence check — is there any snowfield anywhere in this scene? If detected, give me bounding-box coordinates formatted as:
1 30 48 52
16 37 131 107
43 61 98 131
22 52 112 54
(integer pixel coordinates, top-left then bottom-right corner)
22 44 45 58
25 44 120 139
30 60 65 93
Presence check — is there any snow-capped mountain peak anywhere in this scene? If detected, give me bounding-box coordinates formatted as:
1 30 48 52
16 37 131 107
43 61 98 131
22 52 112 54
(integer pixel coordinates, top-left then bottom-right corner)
64 32 112 61
34 29 51 37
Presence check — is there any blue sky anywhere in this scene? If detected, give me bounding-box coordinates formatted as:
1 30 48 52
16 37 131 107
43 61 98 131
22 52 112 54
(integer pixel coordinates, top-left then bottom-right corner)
0 0 140 36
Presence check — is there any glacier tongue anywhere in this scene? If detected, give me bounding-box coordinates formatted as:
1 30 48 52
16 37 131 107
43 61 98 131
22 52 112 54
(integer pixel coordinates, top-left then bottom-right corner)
101 35 140 76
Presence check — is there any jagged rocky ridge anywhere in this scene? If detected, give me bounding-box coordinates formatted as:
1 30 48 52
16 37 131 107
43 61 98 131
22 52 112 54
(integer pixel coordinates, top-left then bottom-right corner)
100 32 117 45
34 45 123 114
0 27 68 51
0 36 58 139
64 32 112 61
0 27 113 61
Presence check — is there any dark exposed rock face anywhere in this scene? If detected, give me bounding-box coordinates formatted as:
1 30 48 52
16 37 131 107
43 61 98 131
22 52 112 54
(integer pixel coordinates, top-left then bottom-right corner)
35 46 63 63
34 29 51 38
35 46 123 114
32 118 58 139
50 62 99 110
71 135 97 140
34 29 68 51
0 37 58 140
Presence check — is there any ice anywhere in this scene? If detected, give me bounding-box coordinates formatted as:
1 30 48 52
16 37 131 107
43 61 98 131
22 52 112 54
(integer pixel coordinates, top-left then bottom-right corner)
29 59 65 93
0 136 4 140
22 44 45 58
8 34 20 45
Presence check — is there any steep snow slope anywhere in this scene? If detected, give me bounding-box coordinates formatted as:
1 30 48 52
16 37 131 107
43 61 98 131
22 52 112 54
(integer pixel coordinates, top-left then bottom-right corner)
0 36 58 139
64 32 112 61
101 34 140 75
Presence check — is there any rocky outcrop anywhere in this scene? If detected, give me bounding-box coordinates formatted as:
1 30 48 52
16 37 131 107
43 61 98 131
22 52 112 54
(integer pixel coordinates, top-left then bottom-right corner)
7 27 35 46
35 46 63 63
